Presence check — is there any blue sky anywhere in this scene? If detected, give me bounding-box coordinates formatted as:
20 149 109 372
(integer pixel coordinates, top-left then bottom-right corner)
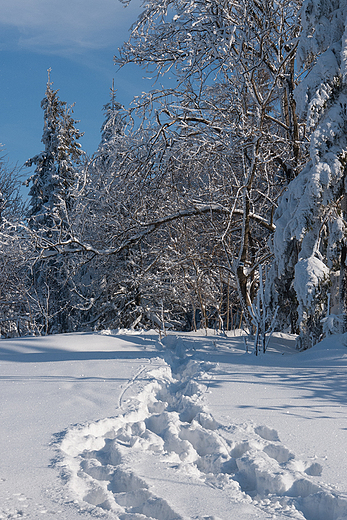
0 0 150 188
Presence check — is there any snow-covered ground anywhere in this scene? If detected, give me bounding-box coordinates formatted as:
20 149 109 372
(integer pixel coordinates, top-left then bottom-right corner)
1 329 347 520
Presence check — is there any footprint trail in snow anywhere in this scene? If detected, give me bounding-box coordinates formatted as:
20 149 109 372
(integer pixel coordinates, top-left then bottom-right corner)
57 336 347 520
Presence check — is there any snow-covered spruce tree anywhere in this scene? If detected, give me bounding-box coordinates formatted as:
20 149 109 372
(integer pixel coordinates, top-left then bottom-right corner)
25 70 84 334
98 81 125 163
267 0 347 347
71 88 138 330
67 87 151 331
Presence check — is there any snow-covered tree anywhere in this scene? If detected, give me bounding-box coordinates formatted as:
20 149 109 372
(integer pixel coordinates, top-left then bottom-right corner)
113 0 305 327
25 70 84 334
267 0 347 347
66 87 148 331
0 152 32 337
26 69 83 230
99 81 125 151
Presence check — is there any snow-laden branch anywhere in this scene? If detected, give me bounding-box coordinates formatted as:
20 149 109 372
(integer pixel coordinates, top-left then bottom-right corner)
24 203 275 259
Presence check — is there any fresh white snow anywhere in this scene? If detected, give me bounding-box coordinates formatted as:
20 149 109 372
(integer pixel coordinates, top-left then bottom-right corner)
1 329 347 519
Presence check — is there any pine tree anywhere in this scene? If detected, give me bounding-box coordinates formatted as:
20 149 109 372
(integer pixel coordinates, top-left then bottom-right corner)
25 70 84 334
74 85 143 330
26 69 83 230
100 81 124 149
267 0 347 348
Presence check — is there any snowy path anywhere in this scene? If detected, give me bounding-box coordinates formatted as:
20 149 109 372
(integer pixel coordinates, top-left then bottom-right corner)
1 330 347 519
57 333 347 520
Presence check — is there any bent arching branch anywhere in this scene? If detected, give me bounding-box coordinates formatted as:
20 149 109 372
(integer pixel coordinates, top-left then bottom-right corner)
26 204 275 259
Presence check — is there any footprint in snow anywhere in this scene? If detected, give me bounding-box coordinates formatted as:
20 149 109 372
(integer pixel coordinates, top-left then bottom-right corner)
56 353 347 520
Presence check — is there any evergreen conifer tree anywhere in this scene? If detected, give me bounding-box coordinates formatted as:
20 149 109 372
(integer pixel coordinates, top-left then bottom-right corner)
267 0 347 348
25 70 84 334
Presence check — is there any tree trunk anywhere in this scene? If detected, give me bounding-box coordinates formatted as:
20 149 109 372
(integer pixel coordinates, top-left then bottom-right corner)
340 195 347 333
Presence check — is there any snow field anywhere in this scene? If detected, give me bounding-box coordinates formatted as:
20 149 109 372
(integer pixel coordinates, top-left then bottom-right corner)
58 334 347 520
0 332 160 520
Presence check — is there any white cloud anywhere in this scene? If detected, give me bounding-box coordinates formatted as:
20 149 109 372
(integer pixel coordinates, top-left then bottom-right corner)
0 0 142 54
